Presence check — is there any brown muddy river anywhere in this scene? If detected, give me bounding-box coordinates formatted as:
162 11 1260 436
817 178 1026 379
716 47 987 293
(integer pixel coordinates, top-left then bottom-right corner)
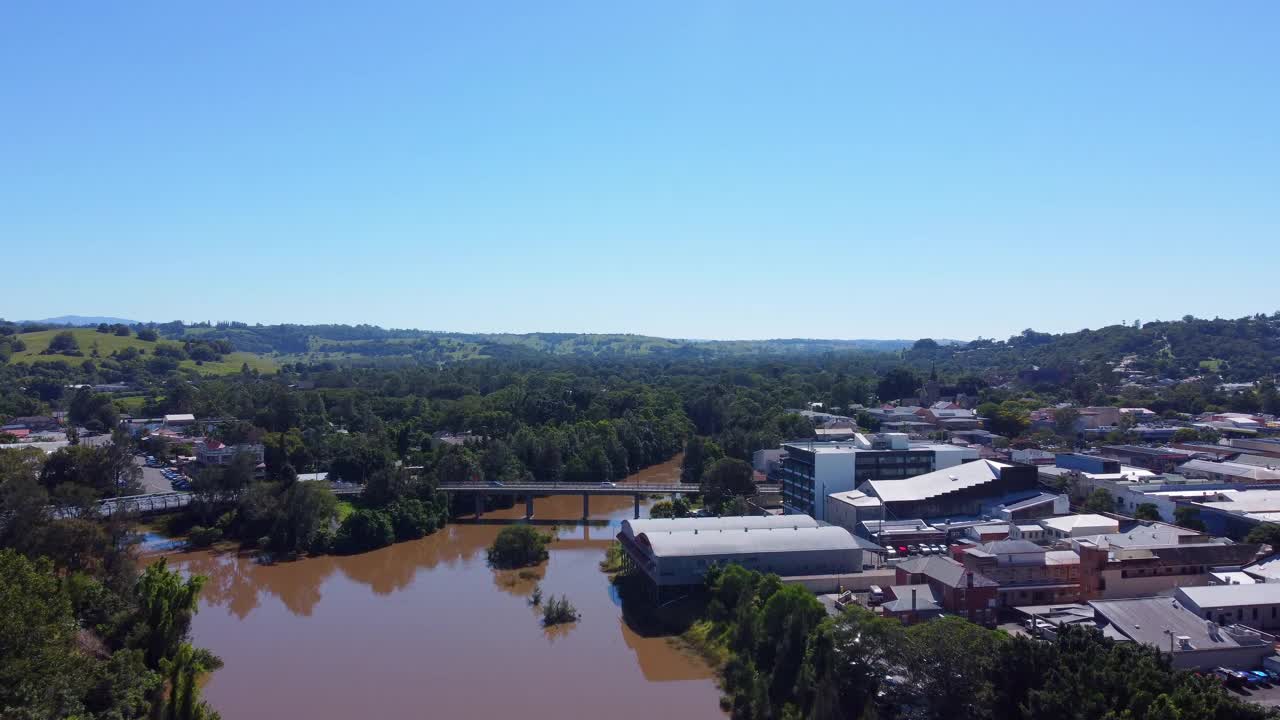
165 457 724 719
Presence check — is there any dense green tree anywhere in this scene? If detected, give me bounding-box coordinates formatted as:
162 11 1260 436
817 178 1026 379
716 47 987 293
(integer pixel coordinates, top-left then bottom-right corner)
486 525 550 569
0 550 97 718
1133 503 1162 521
680 436 723 485
335 509 395 554
47 330 81 355
1083 488 1117 514
1246 523 1280 549
128 559 207 667
877 366 920 402
1174 506 1207 532
701 457 755 511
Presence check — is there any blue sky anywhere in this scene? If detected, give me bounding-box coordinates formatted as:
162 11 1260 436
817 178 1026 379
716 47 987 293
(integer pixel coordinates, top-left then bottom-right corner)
2 2 1276 340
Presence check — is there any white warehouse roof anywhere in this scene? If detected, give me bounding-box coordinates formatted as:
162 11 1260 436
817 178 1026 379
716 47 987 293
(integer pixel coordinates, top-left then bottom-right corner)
1040 514 1119 534
1177 584 1280 609
638 525 862 558
865 460 1009 503
621 515 819 540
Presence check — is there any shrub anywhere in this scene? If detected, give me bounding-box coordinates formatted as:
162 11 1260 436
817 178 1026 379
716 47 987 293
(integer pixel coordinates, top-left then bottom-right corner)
487 525 551 569
309 527 335 555
541 594 579 626
187 526 223 548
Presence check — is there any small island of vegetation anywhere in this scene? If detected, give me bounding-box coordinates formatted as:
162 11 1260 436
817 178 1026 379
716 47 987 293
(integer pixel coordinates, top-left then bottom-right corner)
487 525 552 569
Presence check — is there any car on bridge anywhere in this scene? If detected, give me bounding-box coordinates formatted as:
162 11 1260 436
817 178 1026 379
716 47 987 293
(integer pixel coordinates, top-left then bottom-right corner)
600 481 617 487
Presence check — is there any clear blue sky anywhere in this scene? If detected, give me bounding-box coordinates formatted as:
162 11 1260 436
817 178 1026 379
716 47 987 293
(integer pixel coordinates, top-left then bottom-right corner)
2 2 1277 340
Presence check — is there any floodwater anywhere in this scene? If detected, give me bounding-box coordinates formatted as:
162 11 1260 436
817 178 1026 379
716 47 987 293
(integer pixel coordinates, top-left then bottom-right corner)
164 457 724 720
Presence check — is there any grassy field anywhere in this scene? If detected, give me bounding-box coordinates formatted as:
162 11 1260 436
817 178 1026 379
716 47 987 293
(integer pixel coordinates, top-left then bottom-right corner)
10 329 276 375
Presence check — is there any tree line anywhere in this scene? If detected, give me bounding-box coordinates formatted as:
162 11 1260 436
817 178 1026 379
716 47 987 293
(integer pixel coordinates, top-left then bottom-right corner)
688 564 1274 720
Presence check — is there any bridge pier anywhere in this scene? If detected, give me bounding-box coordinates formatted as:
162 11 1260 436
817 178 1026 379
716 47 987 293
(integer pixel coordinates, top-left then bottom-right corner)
525 495 534 520
634 494 641 519
582 493 590 520
474 493 484 518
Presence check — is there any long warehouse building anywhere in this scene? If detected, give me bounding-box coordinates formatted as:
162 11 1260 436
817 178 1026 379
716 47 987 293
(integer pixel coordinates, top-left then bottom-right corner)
617 515 872 588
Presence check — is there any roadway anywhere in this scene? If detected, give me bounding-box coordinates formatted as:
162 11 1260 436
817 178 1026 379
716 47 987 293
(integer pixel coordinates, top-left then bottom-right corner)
436 481 781 495
438 481 783 520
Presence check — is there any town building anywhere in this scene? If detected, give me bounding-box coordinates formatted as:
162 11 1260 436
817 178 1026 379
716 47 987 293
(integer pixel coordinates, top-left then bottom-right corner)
1177 458 1280 484
856 459 1039 522
1 415 61 432
1073 524 1260 599
1192 488 1280 538
615 515 873 589
916 407 980 431
893 555 999 626
881 584 945 624
1038 514 1120 540
778 434 977 520
961 540 1083 607
1008 524 1047 543
1098 445 1187 474
990 492 1070 521
854 519 945 548
1089 597 1274 671
195 440 265 467
1054 453 1121 475
163 413 196 427
1176 584 1280 631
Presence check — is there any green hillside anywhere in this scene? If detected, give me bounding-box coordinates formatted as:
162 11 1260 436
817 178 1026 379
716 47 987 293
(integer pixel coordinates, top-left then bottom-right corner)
10 329 275 375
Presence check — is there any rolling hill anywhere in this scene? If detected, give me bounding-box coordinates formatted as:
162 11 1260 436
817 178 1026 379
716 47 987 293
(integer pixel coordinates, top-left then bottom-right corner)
9 329 275 375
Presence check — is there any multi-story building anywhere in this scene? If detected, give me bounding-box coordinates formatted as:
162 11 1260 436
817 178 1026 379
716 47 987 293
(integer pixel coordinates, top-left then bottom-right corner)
195 439 265 467
962 539 1083 607
778 434 977 520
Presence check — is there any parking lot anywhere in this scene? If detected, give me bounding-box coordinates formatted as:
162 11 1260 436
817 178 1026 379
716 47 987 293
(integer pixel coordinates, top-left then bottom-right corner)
134 456 190 494
1224 677 1280 709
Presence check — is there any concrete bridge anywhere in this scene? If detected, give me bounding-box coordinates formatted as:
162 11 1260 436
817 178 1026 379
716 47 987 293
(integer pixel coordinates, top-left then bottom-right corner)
438 481 782 520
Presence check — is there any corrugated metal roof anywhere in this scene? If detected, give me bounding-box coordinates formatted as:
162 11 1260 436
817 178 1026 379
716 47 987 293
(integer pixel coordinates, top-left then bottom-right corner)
639 525 861 558
1090 597 1252 651
621 515 819 539
1177 584 1280 609
1039 514 1119 533
883 584 942 613
1178 458 1280 481
866 460 1009 503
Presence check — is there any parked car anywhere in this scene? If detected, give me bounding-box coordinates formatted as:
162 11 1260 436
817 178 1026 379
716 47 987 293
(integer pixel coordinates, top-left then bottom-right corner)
897 546 908 555
1213 668 1242 688
1235 669 1259 687
1248 670 1270 686
907 545 919 555
868 585 885 604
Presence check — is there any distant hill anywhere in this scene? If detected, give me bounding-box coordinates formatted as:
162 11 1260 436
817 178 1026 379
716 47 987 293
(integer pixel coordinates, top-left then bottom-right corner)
34 315 140 326
170 323 936 362
8 328 274 376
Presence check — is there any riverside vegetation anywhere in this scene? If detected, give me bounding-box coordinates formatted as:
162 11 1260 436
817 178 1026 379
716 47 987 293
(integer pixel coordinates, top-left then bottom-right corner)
661 564 1276 720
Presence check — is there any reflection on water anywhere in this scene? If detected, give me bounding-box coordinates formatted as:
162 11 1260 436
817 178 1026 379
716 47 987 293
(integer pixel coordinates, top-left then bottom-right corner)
165 456 722 720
